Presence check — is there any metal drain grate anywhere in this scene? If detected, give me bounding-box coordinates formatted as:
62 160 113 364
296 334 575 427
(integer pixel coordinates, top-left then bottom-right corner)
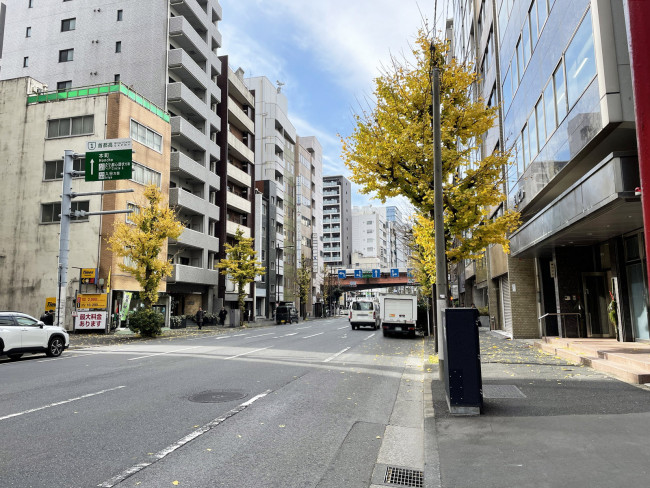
384 466 424 487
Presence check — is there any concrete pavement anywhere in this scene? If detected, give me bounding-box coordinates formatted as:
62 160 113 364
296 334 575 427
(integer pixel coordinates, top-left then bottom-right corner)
422 326 650 488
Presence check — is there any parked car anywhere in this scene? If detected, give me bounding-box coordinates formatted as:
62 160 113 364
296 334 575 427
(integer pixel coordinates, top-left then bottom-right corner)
0 312 69 360
276 305 299 324
349 299 380 330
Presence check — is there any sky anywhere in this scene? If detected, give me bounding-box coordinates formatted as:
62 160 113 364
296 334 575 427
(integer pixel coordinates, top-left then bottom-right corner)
218 0 452 219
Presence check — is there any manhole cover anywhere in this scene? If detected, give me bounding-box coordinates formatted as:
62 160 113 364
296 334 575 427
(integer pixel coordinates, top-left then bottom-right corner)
188 390 248 403
483 385 526 399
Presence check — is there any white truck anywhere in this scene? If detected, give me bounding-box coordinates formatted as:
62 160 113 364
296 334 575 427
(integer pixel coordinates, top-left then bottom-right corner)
379 294 418 337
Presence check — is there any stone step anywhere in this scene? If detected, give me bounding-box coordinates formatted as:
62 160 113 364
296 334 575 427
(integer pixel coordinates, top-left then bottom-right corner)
597 350 650 373
535 341 650 384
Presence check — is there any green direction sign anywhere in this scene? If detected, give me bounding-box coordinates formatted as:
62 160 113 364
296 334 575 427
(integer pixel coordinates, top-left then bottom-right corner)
85 138 133 182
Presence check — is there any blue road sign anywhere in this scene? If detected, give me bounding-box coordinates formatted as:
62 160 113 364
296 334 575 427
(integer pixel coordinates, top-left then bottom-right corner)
407 268 414 278
338 270 346 279
390 268 399 278
354 269 363 278
372 269 381 278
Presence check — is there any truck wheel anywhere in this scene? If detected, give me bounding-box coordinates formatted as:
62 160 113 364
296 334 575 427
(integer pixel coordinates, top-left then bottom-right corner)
382 330 388 337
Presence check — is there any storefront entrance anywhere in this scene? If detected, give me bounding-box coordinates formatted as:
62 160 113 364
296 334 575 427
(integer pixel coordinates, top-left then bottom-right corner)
582 273 613 338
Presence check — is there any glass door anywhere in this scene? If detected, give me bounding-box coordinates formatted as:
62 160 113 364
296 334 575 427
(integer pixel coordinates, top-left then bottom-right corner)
582 273 612 338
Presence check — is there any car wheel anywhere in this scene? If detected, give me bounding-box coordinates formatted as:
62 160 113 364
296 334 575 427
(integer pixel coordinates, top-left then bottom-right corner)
8 353 23 360
46 336 65 357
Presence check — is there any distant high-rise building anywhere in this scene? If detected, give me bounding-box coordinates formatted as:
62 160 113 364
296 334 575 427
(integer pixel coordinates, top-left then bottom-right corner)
322 175 352 268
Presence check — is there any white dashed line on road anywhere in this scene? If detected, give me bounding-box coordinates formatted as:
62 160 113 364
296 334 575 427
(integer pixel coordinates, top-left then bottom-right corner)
0 386 126 422
364 333 376 341
98 389 271 487
323 347 351 363
302 332 324 339
224 346 272 360
128 346 203 361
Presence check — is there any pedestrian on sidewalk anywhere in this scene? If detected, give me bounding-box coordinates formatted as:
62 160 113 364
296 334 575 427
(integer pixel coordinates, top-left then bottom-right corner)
218 307 228 326
195 307 204 330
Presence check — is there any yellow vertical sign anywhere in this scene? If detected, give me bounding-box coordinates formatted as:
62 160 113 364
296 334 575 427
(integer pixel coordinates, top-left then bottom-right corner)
45 297 56 311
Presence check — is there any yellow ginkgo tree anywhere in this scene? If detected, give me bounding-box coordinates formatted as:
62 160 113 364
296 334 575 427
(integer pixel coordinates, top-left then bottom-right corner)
215 228 265 327
341 29 520 285
108 184 183 336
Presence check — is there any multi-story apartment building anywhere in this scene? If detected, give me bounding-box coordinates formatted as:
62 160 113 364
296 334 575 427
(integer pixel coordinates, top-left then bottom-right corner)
246 76 297 317
296 136 324 317
0 77 171 329
0 0 227 318
351 206 389 270
322 175 352 269
385 206 410 270
217 57 256 319
451 0 646 341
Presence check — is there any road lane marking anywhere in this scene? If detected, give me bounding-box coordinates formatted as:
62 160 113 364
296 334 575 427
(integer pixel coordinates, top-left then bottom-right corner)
283 333 298 337
98 389 271 488
128 346 203 361
246 332 274 339
337 326 348 330
233 333 248 337
323 347 351 363
296 326 311 330
302 332 324 339
364 333 376 341
224 346 272 360
0 386 126 422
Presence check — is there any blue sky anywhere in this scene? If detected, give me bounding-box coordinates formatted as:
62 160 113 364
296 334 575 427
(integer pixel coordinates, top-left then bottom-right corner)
218 1 448 217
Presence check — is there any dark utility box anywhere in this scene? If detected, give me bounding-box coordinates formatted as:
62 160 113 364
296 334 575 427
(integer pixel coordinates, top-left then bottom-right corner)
443 308 483 414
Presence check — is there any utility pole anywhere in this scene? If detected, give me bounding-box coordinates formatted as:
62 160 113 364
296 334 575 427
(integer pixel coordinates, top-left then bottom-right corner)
432 42 448 375
55 150 74 329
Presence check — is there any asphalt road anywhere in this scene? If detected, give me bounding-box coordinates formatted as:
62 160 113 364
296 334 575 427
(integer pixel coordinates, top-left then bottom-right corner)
0 317 423 488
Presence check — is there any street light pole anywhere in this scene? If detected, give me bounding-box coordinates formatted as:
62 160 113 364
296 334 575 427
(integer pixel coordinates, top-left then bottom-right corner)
432 42 447 374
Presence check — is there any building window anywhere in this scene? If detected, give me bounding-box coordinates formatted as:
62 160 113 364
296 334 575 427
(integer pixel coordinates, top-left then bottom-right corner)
41 201 89 223
543 80 556 138
117 9 123 21
61 18 76 32
26 26 31 37
57 80 72 91
126 203 140 224
23 57 29 67
115 41 121 53
130 119 163 152
58 48 74 62
44 158 84 180
114 74 120 83
47 115 93 138
131 161 161 187
565 10 597 108
553 60 567 124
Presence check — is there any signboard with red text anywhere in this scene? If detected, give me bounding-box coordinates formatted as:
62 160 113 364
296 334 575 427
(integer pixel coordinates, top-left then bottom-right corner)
75 311 107 330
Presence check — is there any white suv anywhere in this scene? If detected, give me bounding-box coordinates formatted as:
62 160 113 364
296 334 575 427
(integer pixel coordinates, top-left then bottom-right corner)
0 312 69 360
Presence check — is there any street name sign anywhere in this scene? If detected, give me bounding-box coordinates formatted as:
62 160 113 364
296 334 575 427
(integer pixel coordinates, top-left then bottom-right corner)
85 138 132 182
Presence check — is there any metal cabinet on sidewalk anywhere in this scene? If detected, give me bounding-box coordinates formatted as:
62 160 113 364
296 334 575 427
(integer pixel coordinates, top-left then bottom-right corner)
443 308 483 414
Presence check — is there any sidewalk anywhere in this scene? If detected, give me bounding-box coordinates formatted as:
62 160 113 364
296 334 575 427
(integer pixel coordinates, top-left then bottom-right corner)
423 327 650 488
